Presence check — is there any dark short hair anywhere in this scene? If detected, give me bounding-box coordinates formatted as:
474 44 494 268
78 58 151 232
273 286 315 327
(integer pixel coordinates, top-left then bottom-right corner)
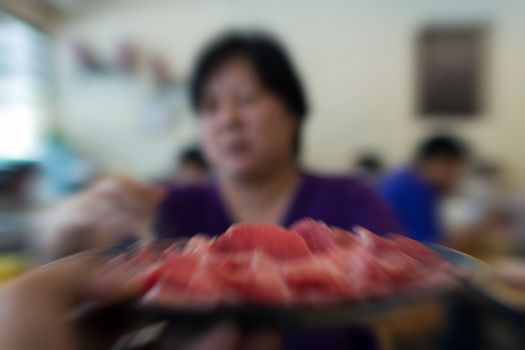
415 135 469 163
179 147 208 170
190 31 308 157
355 153 383 173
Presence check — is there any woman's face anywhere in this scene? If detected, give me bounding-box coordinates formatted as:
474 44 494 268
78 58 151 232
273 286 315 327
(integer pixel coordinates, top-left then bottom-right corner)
198 56 298 181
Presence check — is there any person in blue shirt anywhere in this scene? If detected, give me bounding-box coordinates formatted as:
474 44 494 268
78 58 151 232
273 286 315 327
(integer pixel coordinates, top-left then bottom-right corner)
379 135 469 243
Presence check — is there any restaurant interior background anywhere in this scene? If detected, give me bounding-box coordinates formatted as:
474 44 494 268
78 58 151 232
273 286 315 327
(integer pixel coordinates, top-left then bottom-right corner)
0 0 525 349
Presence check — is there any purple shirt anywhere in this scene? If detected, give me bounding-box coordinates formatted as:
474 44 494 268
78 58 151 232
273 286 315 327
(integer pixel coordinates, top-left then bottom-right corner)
154 173 403 350
155 173 402 238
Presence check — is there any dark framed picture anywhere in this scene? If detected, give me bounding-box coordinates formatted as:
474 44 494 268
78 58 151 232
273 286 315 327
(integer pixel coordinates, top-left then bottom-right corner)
416 24 487 117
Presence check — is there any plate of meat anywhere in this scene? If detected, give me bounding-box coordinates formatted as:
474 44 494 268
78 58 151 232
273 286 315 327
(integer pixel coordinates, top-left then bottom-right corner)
99 219 481 328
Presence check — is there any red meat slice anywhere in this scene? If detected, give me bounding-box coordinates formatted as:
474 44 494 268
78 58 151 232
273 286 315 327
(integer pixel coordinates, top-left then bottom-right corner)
142 254 226 306
388 234 450 269
331 227 358 248
210 223 312 260
375 250 429 288
336 228 431 295
182 234 212 257
328 246 394 298
211 252 291 304
143 251 291 305
142 254 201 291
388 234 459 283
290 219 337 253
184 258 228 303
353 226 400 253
360 229 446 289
282 256 355 303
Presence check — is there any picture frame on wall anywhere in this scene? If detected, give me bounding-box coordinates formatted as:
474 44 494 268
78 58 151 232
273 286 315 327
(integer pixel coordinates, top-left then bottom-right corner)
416 24 488 117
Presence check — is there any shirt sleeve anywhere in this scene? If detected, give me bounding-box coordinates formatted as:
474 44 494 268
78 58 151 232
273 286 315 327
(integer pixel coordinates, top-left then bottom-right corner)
379 182 441 242
349 183 406 236
406 190 441 242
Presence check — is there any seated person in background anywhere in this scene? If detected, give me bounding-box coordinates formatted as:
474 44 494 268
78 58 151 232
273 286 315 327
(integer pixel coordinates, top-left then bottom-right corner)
378 135 469 243
171 146 210 185
462 160 505 227
0 162 38 209
351 152 384 186
39 31 403 350
442 160 506 234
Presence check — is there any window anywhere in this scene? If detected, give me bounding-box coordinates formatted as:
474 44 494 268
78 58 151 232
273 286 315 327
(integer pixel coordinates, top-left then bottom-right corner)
0 12 52 161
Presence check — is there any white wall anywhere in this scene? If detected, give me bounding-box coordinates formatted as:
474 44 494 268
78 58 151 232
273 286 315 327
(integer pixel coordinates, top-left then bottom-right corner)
53 0 525 188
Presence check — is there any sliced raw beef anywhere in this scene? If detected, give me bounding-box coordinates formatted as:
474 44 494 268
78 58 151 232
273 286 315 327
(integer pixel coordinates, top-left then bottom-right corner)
211 252 291 304
143 254 225 306
281 256 354 303
331 227 358 248
142 254 201 290
116 219 458 307
388 234 451 269
210 223 312 260
290 219 336 253
331 246 394 298
181 234 212 257
387 234 460 284
353 226 400 253
363 229 433 284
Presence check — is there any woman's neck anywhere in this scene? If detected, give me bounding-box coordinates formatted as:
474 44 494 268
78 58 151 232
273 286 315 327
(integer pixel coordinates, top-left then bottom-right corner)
219 163 301 224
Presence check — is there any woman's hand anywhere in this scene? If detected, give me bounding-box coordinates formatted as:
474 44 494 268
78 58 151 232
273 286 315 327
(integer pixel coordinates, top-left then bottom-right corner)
37 175 165 261
0 255 280 350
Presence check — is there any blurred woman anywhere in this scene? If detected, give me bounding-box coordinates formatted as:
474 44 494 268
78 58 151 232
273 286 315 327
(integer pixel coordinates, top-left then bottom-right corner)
40 32 403 349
